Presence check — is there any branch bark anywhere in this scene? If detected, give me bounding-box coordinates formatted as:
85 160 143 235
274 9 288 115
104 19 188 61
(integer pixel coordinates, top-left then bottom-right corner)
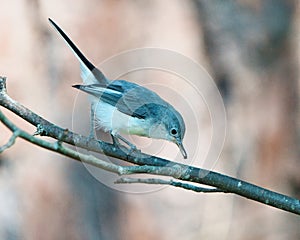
1 76 299 215
115 177 225 193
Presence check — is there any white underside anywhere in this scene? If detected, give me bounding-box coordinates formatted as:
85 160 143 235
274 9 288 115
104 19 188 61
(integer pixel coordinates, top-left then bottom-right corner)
92 99 148 136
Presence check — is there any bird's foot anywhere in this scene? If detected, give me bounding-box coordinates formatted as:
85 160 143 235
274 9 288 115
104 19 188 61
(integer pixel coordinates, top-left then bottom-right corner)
111 133 141 156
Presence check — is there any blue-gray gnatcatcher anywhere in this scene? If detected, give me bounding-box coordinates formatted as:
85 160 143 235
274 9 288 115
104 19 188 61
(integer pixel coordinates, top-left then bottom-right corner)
49 18 187 159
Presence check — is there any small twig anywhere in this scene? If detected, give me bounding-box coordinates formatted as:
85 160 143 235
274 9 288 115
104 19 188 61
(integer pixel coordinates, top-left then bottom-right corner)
0 130 20 153
0 76 7 94
33 124 47 136
115 177 225 193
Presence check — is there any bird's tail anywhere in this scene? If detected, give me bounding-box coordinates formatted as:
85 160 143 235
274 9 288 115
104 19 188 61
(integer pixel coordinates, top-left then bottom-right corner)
48 18 109 85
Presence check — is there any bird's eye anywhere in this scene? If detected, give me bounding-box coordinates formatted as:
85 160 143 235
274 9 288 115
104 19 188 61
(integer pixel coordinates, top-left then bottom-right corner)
170 128 177 136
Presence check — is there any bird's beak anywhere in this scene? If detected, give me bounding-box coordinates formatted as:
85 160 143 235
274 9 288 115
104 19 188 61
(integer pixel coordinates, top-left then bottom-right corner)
176 139 187 159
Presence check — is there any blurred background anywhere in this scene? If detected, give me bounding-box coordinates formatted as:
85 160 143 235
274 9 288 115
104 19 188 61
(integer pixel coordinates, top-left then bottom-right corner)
0 0 299 239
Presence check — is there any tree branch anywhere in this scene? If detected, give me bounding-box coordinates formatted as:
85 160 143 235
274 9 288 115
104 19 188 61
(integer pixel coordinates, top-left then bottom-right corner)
115 177 225 193
0 130 19 153
0 76 300 215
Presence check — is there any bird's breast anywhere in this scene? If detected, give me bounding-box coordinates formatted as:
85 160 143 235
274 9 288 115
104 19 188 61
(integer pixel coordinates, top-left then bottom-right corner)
93 101 149 136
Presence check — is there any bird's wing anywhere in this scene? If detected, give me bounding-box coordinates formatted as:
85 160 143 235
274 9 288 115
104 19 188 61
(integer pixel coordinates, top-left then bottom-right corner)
107 80 169 119
73 80 168 119
48 18 108 85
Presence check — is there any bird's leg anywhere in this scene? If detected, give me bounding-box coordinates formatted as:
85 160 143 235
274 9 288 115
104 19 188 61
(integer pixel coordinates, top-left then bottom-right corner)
110 132 121 146
114 133 137 150
110 132 141 155
88 104 96 140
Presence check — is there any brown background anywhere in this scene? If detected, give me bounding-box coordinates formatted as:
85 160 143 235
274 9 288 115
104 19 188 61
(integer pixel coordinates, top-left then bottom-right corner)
0 0 299 239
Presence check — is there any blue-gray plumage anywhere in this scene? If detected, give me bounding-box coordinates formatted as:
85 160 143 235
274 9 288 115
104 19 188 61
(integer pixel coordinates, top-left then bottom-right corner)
49 18 187 159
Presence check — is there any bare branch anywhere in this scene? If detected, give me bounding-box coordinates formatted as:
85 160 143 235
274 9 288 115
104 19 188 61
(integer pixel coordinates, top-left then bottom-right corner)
115 177 224 193
0 130 19 153
1 76 300 215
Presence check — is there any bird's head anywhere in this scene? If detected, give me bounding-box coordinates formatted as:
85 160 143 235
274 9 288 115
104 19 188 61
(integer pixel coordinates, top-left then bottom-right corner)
149 105 187 159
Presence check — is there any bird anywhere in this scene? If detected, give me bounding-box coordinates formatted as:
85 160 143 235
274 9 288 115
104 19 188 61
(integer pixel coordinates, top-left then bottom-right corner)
49 18 187 159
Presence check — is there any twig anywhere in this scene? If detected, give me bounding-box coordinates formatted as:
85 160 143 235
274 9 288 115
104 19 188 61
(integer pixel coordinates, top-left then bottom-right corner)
0 130 19 153
115 177 224 193
1 76 300 215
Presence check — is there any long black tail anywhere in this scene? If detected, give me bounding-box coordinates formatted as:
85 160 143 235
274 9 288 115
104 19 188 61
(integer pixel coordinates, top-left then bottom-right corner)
49 18 95 72
49 18 108 84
